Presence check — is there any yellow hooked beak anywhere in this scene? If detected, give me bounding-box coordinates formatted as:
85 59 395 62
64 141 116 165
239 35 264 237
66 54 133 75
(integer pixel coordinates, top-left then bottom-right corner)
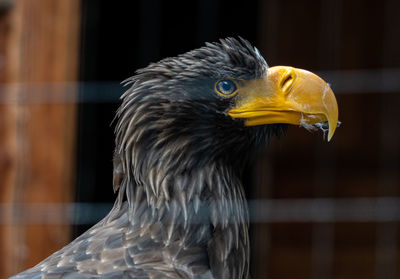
228 66 339 141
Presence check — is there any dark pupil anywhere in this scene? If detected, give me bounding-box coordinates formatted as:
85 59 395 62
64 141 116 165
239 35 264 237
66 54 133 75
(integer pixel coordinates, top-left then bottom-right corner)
219 80 235 94
222 81 232 91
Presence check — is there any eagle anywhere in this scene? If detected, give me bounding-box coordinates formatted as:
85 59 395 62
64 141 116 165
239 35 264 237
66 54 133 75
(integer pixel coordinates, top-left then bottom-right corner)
12 38 338 279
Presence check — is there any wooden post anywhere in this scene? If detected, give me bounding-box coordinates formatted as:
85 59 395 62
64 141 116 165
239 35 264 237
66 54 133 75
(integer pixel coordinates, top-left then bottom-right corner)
0 0 80 277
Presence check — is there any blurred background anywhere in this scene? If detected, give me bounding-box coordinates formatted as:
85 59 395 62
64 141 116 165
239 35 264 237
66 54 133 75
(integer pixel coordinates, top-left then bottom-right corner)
0 0 399 278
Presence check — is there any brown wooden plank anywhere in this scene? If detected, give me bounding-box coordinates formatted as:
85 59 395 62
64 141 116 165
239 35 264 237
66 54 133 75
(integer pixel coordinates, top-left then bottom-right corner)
0 0 80 277
0 9 21 277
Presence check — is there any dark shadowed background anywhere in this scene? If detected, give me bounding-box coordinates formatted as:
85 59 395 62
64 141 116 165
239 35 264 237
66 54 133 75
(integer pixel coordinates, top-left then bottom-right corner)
0 0 399 278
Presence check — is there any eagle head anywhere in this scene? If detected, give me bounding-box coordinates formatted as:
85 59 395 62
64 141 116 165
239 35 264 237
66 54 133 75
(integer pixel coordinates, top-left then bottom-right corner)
115 38 338 184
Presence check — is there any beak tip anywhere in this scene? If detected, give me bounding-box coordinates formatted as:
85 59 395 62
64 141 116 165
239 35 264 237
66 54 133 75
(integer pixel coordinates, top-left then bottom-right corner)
327 121 338 142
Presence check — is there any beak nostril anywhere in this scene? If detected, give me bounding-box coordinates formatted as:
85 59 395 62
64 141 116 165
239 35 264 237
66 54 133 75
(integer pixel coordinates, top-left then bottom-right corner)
281 73 294 92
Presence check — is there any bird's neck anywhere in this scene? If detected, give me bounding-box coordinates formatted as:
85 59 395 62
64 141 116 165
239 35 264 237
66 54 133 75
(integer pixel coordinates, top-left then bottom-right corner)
111 161 250 279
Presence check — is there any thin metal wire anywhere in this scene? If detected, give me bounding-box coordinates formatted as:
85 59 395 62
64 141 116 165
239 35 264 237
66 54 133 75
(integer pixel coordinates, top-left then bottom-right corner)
0 82 123 104
1 197 400 225
0 68 399 104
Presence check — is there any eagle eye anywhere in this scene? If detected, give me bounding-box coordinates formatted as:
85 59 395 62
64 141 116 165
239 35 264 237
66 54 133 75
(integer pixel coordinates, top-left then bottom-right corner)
215 80 238 97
